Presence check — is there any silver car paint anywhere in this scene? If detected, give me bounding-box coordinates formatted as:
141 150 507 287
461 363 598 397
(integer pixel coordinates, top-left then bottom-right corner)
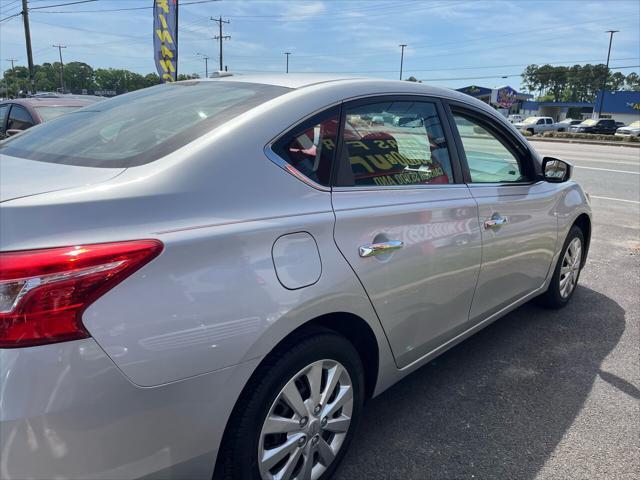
0 75 591 479
332 185 482 368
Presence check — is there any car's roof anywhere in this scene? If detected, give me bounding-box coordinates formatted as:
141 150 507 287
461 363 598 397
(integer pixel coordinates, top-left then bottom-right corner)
204 73 479 105
214 73 364 89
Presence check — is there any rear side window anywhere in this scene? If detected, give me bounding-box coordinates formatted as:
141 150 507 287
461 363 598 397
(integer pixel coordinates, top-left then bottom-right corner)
0 81 290 168
0 104 9 133
7 105 35 130
337 101 454 187
272 108 339 187
546 118 553 124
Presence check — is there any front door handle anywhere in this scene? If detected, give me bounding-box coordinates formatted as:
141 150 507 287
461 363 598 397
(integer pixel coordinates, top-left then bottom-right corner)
359 240 404 258
484 216 508 230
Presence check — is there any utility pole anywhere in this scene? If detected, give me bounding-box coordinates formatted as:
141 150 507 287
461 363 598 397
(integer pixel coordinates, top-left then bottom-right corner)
596 30 619 119
197 53 209 78
6 59 17 70
53 44 67 92
21 0 35 94
211 16 230 71
284 52 291 73
399 44 407 81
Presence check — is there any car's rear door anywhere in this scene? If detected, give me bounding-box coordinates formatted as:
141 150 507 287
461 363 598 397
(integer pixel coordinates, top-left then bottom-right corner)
331 96 482 369
446 102 558 322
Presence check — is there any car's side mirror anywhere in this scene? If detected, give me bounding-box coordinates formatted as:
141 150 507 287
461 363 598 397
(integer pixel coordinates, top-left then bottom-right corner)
5 129 23 137
542 157 571 183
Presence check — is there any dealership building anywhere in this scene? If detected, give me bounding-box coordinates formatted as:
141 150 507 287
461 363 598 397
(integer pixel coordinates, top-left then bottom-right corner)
456 85 532 114
457 86 640 124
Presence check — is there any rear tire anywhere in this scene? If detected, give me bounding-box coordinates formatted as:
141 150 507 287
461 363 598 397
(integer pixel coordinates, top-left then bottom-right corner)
537 225 585 309
214 328 365 480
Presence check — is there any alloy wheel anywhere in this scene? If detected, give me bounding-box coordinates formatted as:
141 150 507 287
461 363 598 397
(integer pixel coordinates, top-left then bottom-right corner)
559 237 582 299
258 359 354 480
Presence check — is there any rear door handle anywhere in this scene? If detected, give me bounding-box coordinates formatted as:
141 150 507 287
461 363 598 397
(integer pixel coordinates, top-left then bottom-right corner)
484 216 508 230
359 240 404 258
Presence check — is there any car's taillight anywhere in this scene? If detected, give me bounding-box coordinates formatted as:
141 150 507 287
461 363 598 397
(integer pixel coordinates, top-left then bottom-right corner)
0 240 163 348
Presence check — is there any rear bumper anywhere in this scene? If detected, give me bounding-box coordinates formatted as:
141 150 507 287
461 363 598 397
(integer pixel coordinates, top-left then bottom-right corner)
0 338 259 479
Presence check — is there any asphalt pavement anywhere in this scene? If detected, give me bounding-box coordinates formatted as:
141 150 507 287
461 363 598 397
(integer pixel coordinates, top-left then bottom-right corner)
335 141 640 479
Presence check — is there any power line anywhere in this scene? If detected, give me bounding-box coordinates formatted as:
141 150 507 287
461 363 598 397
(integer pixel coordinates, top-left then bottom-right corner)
29 0 220 13
0 11 22 23
228 64 639 82
29 0 98 10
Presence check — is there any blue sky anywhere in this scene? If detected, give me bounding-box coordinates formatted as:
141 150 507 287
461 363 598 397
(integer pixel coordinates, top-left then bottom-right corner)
1 0 639 90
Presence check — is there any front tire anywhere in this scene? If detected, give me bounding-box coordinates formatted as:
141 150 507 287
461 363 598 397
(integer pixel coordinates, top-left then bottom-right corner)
537 225 585 309
215 329 365 480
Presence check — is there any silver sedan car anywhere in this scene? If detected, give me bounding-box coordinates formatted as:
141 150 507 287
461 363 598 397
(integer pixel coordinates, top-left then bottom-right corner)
0 75 591 480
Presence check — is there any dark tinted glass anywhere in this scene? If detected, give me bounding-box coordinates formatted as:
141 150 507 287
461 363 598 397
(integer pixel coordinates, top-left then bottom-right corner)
272 108 339 187
7 105 35 130
339 101 453 187
0 81 290 168
0 104 9 133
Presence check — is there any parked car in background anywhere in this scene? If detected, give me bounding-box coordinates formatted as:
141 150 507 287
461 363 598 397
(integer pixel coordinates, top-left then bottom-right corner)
615 121 625 128
615 120 640 137
0 75 592 480
0 97 97 138
557 119 583 130
507 114 524 123
513 116 563 134
569 118 618 134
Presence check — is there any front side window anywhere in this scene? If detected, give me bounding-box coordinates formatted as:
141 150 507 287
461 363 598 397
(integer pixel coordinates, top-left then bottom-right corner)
338 100 453 187
272 109 339 187
7 105 35 130
0 81 290 168
453 113 527 183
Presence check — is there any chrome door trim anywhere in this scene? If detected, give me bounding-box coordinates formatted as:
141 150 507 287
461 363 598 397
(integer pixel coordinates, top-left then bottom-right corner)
263 147 331 192
484 216 508 230
358 240 404 258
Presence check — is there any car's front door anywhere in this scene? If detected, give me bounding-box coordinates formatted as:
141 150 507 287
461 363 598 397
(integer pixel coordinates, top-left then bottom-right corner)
331 96 482 368
447 104 558 322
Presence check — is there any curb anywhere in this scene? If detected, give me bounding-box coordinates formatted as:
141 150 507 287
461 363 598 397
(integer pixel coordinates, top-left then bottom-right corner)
527 137 640 148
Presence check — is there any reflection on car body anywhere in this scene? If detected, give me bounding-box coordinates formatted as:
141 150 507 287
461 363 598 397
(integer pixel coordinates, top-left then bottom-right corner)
0 75 592 480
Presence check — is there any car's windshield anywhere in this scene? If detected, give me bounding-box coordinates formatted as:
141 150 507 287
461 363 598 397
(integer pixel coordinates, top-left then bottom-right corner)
581 119 597 126
35 105 86 122
521 117 538 124
0 81 290 168
627 120 640 128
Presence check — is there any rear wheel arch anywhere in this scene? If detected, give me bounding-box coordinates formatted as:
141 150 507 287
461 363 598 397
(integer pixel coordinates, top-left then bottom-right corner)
213 312 378 478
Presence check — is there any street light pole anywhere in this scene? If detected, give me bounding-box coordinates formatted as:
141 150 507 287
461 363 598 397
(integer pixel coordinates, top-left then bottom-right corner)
284 52 291 73
597 30 619 119
399 44 407 80
52 43 67 92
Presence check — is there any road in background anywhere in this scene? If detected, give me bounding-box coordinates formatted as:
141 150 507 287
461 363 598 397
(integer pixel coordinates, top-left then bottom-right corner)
337 142 639 479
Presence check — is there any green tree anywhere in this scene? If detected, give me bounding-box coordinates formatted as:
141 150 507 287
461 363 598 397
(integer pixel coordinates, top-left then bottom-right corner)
624 72 640 91
63 62 95 91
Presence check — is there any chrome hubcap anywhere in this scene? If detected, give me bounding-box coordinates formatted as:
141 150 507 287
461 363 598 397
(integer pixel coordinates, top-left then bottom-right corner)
258 359 354 480
559 237 582 299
